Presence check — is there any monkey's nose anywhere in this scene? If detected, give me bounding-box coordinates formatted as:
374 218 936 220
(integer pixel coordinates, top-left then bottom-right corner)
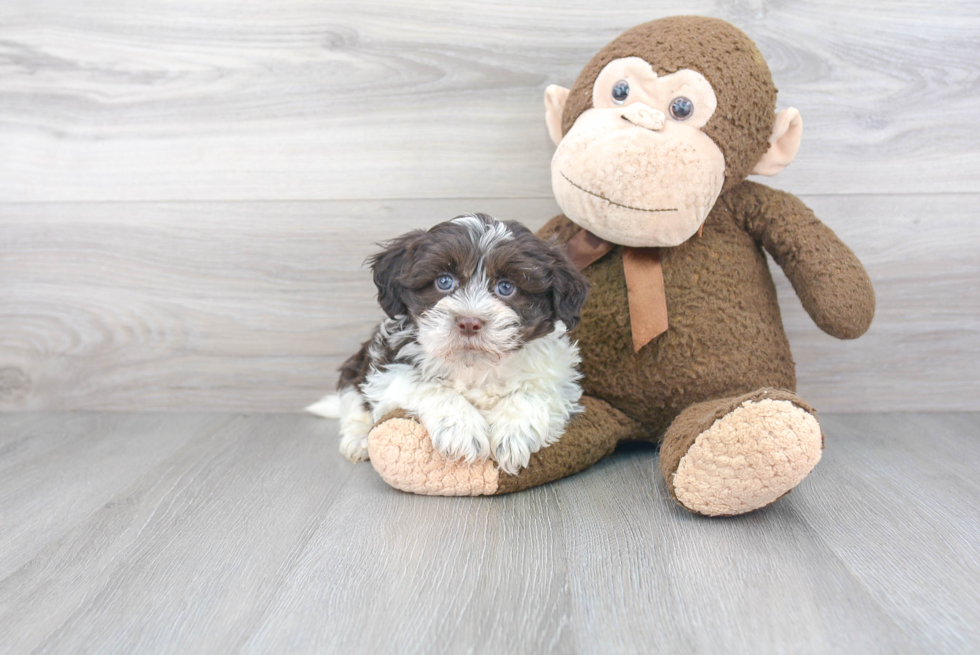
620 103 665 131
457 317 482 337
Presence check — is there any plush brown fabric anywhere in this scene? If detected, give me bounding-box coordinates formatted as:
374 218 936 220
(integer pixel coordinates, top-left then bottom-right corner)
495 396 640 494
560 16 777 194
540 192 797 439
729 181 876 339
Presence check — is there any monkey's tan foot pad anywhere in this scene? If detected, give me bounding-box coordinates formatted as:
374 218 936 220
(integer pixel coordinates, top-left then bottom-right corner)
667 398 823 516
367 417 500 496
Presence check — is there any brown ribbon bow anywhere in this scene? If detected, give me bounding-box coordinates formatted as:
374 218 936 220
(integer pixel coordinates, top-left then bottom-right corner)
565 229 669 352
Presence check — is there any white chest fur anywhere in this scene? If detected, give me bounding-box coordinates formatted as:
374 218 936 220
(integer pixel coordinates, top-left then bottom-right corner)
352 322 584 474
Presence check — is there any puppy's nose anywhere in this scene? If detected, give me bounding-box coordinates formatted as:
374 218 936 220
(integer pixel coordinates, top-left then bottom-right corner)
457 317 482 337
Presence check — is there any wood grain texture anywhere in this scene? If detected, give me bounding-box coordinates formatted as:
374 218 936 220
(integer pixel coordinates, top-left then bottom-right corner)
1 194 977 412
0 413 354 655
0 198 559 411
802 413 980 653
1 1 977 412
554 456 912 654
0 412 234 579
0 0 978 202
1 412 978 654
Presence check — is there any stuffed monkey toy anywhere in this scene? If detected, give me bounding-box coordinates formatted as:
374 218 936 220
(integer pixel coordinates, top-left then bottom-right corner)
363 16 875 516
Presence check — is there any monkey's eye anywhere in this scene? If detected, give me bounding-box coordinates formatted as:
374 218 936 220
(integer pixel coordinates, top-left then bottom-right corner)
435 274 456 292
494 280 516 297
669 97 694 120
611 80 630 104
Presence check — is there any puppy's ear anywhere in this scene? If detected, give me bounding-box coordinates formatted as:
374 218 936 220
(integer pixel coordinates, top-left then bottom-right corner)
367 230 424 319
550 251 589 330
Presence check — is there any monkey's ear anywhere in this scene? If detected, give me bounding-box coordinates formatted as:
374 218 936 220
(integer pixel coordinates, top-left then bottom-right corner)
751 108 803 176
544 84 570 146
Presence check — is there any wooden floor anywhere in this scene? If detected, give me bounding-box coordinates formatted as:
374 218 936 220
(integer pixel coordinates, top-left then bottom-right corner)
1 413 978 654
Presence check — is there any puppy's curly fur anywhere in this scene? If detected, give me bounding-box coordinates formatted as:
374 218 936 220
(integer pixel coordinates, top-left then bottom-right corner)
310 213 589 475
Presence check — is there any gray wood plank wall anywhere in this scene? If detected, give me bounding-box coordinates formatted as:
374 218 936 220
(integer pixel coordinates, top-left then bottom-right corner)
2 1 978 411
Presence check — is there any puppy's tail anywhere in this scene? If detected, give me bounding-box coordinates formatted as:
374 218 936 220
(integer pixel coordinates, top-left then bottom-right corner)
305 394 342 418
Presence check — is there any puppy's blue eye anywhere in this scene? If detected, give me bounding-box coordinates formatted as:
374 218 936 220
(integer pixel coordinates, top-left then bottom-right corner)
612 80 630 104
495 280 515 297
435 274 456 292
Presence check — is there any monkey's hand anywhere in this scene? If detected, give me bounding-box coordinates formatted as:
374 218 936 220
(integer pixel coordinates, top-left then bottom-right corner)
734 181 875 339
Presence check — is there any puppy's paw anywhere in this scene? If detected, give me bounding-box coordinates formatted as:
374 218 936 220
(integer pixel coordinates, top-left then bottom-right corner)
339 431 370 463
489 418 547 476
426 408 491 464
336 388 374 463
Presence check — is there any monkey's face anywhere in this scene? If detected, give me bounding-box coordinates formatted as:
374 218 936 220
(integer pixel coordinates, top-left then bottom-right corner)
551 57 726 248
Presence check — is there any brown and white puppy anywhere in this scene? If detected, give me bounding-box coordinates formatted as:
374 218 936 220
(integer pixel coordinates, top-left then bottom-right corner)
308 213 589 475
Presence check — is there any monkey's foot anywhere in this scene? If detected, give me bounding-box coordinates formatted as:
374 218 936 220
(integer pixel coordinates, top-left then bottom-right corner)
367 397 636 496
368 417 500 496
660 389 823 516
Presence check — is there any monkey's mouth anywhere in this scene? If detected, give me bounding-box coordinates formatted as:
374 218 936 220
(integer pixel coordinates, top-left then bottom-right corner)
560 172 677 214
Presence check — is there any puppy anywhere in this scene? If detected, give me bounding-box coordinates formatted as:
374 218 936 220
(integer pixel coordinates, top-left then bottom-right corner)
308 213 589 475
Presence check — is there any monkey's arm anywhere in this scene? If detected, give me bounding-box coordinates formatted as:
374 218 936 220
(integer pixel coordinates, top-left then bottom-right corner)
731 181 875 339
